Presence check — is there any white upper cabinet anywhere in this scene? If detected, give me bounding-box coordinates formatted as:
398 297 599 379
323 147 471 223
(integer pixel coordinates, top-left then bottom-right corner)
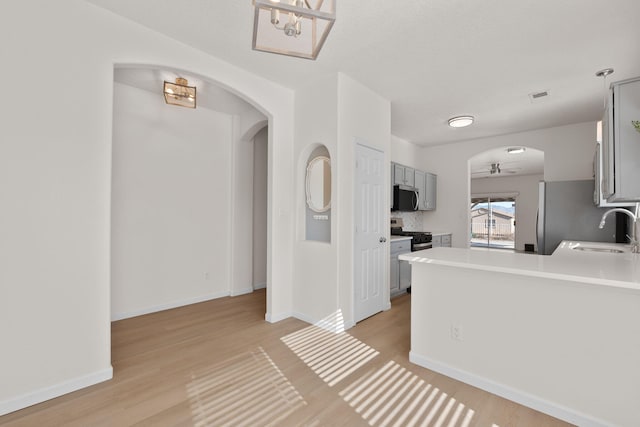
602 77 640 203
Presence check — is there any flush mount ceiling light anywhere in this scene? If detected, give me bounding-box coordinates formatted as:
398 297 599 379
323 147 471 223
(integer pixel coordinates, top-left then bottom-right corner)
507 147 526 154
595 68 614 79
448 116 474 128
164 77 196 108
252 0 336 60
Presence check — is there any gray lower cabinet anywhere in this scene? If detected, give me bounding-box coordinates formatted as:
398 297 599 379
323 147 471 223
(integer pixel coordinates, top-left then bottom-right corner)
432 234 452 247
390 239 411 295
399 260 411 290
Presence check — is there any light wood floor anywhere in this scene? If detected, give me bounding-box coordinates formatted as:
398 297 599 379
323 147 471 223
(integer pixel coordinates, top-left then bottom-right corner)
0 290 572 426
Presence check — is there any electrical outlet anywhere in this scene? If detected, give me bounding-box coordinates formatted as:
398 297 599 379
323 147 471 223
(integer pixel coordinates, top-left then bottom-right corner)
451 324 463 341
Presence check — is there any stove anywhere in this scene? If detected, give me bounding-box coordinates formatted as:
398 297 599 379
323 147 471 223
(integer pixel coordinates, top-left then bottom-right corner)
390 218 432 251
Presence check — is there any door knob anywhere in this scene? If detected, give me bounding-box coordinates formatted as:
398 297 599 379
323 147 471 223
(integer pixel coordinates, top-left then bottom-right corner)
379 237 387 243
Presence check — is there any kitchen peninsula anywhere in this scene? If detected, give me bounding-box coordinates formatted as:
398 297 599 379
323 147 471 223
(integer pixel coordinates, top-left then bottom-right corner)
400 242 640 427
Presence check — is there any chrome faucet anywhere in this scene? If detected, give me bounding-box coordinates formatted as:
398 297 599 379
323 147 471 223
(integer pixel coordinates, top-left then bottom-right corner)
598 202 640 253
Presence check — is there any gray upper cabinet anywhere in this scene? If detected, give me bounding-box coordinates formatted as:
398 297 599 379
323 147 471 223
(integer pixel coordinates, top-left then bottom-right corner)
415 170 426 210
602 77 640 202
390 164 394 208
391 162 437 211
425 172 437 210
415 170 437 211
393 163 415 187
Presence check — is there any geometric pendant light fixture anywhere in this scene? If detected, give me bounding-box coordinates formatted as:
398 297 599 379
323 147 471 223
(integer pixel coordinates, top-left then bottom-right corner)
163 77 196 108
252 0 336 60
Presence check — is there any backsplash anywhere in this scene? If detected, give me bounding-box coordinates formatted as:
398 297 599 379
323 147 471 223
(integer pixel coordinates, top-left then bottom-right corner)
391 211 424 231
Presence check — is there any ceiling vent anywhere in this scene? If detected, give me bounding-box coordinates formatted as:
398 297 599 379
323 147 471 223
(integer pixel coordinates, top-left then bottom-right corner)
529 90 550 103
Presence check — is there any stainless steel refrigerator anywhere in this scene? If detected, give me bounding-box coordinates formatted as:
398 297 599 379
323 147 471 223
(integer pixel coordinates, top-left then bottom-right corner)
537 180 618 255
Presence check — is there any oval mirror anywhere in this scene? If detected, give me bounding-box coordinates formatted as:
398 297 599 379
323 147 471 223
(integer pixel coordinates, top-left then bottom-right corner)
306 156 331 212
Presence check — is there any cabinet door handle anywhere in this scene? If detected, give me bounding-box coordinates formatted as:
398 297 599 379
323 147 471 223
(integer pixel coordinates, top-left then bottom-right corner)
379 237 387 243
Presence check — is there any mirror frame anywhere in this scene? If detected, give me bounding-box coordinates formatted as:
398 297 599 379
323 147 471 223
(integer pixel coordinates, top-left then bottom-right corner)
305 155 331 213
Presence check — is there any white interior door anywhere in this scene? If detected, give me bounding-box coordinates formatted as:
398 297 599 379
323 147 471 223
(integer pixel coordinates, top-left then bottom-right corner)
354 143 386 323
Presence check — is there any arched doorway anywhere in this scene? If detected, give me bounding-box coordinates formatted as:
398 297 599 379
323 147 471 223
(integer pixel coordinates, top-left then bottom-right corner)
469 147 544 251
110 65 270 320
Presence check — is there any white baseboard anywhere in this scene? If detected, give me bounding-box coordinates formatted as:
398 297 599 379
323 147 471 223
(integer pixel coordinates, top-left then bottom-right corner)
342 320 356 330
111 291 229 321
0 367 113 416
265 311 292 323
253 282 267 290
291 311 355 332
409 351 612 427
230 287 253 297
291 311 314 325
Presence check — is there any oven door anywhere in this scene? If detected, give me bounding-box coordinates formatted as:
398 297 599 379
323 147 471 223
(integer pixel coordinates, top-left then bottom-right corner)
412 242 432 251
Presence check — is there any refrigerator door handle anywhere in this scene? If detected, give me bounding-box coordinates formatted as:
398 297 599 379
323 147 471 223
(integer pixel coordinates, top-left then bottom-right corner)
537 181 545 255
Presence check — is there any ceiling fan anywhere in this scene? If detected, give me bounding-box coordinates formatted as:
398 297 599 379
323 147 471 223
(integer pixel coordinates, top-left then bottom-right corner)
471 162 521 177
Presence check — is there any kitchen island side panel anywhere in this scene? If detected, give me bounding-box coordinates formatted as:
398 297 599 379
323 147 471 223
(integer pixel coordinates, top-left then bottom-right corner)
410 262 639 427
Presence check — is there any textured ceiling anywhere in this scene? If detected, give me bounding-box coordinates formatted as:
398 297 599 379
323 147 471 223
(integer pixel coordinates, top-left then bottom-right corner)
87 0 640 147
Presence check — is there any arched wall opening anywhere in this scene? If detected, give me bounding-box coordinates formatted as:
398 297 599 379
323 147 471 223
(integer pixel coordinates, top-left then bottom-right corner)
110 64 276 320
238 122 269 293
301 144 332 243
468 146 545 252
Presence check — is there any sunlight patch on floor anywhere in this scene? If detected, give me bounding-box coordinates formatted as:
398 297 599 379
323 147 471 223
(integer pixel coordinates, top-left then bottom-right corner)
281 319 379 387
187 347 306 426
340 360 475 427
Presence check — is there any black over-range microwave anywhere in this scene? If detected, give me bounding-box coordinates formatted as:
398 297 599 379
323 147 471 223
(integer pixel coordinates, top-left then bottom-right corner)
392 185 419 211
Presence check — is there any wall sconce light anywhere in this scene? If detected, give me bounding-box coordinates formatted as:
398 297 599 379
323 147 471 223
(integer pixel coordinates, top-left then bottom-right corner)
164 77 196 108
252 0 336 60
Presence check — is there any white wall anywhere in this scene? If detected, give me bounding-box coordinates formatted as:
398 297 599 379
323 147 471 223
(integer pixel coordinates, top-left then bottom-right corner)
337 74 392 325
293 74 339 324
230 116 255 296
291 73 391 328
418 122 596 248
471 174 543 251
0 0 294 414
111 82 233 319
391 135 422 169
253 127 268 289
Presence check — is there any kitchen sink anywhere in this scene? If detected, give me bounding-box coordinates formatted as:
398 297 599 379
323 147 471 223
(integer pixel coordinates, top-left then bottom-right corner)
571 246 625 253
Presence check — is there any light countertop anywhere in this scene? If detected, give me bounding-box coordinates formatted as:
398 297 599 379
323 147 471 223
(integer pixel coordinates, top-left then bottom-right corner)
390 235 412 242
429 231 451 237
399 240 640 291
